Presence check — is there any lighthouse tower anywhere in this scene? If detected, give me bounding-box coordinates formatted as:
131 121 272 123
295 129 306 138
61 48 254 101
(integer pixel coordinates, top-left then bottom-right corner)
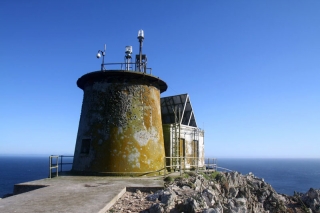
72 30 167 176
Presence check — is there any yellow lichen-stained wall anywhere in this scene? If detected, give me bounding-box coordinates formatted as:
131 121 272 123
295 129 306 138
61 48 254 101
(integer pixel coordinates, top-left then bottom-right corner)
72 71 167 175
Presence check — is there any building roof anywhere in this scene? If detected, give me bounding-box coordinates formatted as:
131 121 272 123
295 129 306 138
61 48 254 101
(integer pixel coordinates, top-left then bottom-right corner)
160 93 197 127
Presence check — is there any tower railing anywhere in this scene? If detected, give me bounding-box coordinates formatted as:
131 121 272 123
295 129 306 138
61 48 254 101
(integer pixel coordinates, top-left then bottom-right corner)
100 62 152 74
49 155 59 178
48 155 74 178
163 157 218 176
49 155 223 178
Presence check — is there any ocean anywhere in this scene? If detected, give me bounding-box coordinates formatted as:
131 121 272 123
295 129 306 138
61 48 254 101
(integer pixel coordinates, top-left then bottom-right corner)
0 156 319 198
217 158 320 195
0 155 73 198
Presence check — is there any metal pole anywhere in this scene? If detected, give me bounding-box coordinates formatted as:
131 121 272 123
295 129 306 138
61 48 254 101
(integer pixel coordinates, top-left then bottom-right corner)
60 155 63 172
180 157 182 176
56 156 59 177
100 54 103 71
49 156 51 179
179 108 182 172
196 157 198 173
139 40 142 72
164 157 166 177
170 125 172 171
102 54 104 71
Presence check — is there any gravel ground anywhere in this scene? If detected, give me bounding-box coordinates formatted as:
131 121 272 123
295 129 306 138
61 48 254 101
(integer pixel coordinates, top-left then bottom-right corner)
107 190 157 213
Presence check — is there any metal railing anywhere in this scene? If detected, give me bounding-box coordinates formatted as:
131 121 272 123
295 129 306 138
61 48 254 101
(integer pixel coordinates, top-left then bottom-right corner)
59 155 73 172
48 155 225 178
48 155 74 178
205 158 218 171
49 155 59 178
164 157 218 176
204 158 233 172
101 62 152 75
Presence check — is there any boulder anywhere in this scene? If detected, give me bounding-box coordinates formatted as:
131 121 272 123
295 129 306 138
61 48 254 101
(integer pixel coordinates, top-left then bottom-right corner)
301 188 320 213
146 190 163 201
202 208 221 213
160 189 176 210
183 198 199 213
149 203 164 213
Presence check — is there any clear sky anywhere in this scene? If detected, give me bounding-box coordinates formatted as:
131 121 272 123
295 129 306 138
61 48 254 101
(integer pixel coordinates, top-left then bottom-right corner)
1 1 319 158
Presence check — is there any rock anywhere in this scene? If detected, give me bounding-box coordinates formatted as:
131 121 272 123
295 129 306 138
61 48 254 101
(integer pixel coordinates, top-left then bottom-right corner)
202 189 216 207
146 193 159 201
308 188 320 200
194 178 202 191
182 185 191 190
149 203 164 213
183 198 199 213
235 198 246 206
160 189 176 209
202 208 221 213
301 188 320 213
228 186 238 198
109 171 318 213
146 190 162 201
211 182 220 192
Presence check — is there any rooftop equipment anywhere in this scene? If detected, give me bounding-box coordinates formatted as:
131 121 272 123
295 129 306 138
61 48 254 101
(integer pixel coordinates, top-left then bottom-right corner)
135 29 147 73
125 46 132 70
96 44 106 70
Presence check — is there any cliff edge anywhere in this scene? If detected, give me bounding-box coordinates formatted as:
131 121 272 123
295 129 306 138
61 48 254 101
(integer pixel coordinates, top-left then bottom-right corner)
108 171 320 213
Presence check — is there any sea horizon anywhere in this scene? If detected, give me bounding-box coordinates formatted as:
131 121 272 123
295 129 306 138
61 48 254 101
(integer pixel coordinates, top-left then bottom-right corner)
0 156 319 198
1 153 319 159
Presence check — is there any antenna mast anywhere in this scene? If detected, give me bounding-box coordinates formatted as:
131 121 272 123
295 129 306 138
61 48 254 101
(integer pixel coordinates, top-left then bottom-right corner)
137 29 146 73
125 46 132 71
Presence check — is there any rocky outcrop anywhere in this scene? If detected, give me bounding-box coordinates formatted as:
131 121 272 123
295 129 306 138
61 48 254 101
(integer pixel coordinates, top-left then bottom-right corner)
160 171 288 213
296 188 320 213
108 171 319 213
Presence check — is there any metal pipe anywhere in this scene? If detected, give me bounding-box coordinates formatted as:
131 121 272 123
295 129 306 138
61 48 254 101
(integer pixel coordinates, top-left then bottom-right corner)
60 155 63 172
139 40 142 72
49 156 51 178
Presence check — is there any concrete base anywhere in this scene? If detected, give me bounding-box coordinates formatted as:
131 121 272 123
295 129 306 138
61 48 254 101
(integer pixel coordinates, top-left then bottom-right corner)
0 175 164 213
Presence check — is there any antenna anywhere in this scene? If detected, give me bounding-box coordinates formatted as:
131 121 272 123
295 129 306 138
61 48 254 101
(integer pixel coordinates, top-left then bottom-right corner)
96 44 106 71
125 46 132 71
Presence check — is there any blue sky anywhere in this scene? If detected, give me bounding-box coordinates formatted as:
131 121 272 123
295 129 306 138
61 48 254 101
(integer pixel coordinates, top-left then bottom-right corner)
1 0 319 158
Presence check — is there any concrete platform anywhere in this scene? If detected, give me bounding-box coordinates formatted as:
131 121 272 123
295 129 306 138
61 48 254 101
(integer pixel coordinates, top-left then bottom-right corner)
0 175 164 213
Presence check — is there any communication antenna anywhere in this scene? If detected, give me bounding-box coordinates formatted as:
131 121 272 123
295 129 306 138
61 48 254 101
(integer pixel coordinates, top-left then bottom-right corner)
136 29 147 73
96 44 106 71
125 46 132 71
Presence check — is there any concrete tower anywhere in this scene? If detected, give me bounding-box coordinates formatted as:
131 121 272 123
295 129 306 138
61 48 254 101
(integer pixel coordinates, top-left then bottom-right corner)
72 30 168 176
